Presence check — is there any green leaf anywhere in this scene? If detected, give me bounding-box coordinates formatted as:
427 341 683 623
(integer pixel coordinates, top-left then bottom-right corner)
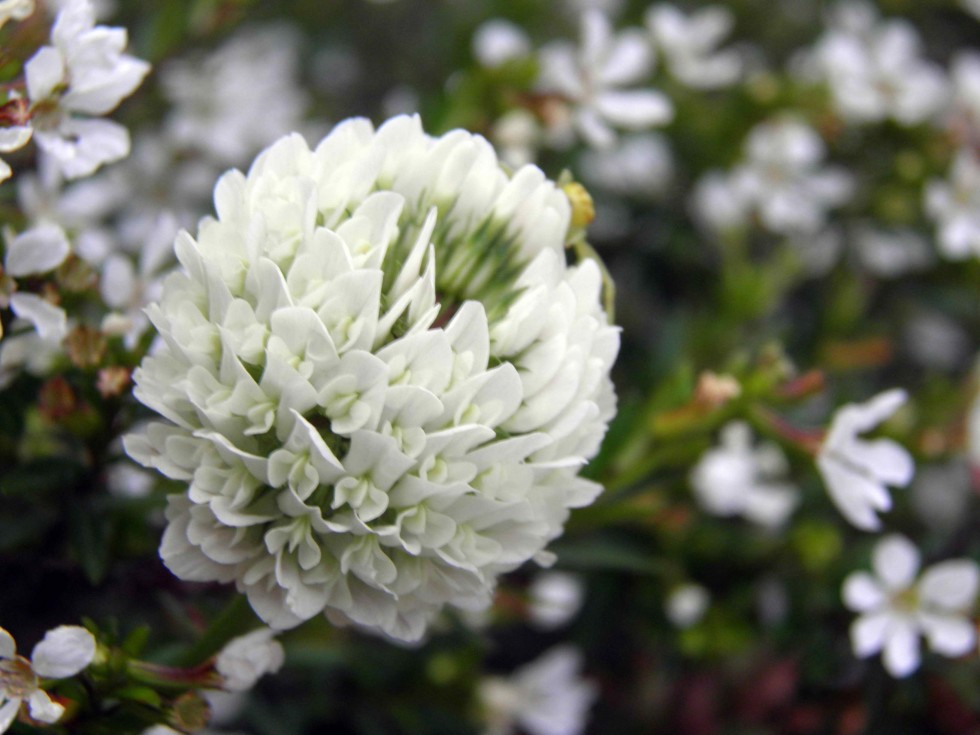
67 500 112 585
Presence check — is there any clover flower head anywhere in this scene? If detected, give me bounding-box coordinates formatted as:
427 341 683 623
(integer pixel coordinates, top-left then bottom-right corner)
126 114 619 642
842 534 979 677
0 625 96 733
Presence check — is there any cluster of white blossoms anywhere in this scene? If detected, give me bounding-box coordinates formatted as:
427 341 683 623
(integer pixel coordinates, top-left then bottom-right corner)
126 115 619 642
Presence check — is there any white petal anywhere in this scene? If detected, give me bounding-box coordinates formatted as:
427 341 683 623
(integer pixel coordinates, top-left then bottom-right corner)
850 610 889 657
5 223 71 277
842 572 886 612
872 535 920 591
0 126 32 152
881 617 920 678
816 455 887 531
31 625 96 678
852 438 914 487
918 560 980 611
26 690 63 724
9 293 67 341
918 612 976 657
0 627 16 658
25 46 65 102
0 698 20 733
594 90 674 128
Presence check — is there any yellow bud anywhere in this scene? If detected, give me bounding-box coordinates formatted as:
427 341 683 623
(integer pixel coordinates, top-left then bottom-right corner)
562 181 595 229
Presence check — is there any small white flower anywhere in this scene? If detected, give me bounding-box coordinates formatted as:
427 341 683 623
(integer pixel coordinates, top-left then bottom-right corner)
925 149 980 260
25 0 149 178
527 571 584 629
0 625 96 733
0 0 33 30
731 117 853 236
853 226 933 277
538 10 672 148
215 628 285 692
479 646 598 735
843 534 979 678
579 133 673 197
665 583 710 628
645 4 742 89
804 3 948 126
816 389 914 531
690 422 798 529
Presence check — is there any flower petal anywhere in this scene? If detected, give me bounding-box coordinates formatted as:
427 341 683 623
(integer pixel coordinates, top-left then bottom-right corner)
842 572 886 612
594 90 674 129
0 627 16 659
4 223 71 277
0 698 21 733
26 690 64 724
881 616 920 678
918 560 980 611
9 293 68 342
31 625 96 679
872 534 920 591
850 610 889 657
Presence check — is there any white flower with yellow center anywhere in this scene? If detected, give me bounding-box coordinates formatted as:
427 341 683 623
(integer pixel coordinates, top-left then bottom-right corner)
126 115 619 642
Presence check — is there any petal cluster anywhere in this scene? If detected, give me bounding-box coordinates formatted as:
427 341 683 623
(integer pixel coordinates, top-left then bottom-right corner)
126 115 619 641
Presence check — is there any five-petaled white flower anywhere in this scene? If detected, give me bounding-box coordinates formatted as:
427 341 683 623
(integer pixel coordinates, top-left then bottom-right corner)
479 646 598 735
126 114 618 642
537 10 672 148
0 625 96 733
816 389 914 531
24 0 150 178
214 627 285 692
842 534 979 678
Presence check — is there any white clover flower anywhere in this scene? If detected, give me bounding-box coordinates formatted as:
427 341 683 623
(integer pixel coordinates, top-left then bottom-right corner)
479 646 598 735
537 10 672 149
690 422 798 529
24 0 149 179
126 115 619 642
215 628 284 692
816 389 914 531
843 534 979 678
0 0 32 29
527 571 584 629
925 149 980 260
645 4 743 89
0 625 96 733
805 3 948 126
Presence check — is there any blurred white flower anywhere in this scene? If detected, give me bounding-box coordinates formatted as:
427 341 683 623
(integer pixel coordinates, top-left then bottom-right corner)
843 534 979 677
580 133 673 197
690 421 798 528
3 222 70 277
816 389 914 531
689 170 748 233
215 628 285 692
645 4 743 89
853 226 933 277
479 646 598 735
0 126 32 184
925 149 980 260
527 571 585 629
0 625 96 733
962 0 980 22
0 0 33 30
910 462 972 532
473 19 531 68
902 311 969 372
538 10 672 148
126 115 618 642
25 0 150 179
161 25 308 166
665 583 710 628
732 117 853 236
804 3 948 126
